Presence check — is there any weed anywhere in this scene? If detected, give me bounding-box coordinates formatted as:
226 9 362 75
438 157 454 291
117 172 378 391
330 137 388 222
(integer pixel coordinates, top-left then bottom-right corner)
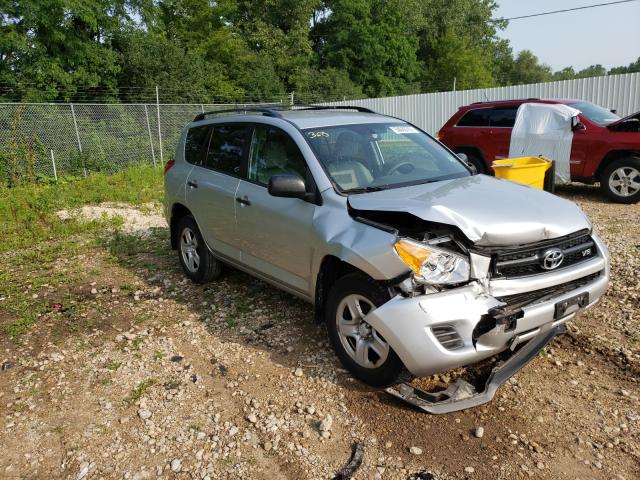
225 318 238 328
190 423 201 432
3 314 37 338
153 350 165 360
126 378 156 403
131 337 144 350
105 360 122 371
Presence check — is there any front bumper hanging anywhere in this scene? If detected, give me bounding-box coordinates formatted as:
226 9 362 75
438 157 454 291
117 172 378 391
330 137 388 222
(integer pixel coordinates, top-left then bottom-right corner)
385 323 565 414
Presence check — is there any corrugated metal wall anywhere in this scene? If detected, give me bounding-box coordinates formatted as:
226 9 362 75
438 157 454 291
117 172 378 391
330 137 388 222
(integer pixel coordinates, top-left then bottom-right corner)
327 72 640 134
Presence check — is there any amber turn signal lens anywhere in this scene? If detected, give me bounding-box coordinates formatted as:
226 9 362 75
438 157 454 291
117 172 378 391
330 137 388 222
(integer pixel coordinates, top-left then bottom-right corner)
394 239 431 274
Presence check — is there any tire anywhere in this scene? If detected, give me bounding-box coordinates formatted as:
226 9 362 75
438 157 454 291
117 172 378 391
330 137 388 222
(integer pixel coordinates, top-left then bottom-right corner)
325 273 404 387
600 157 640 204
176 215 223 283
460 152 487 175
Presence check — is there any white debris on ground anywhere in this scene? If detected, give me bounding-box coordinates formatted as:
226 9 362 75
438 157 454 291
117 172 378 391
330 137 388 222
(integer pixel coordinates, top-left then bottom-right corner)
56 203 166 236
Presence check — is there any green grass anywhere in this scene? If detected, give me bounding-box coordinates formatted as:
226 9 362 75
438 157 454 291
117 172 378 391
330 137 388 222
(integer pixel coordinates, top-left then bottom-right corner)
126 378 157 403
105 360 122 371
0 164 163 339
0 164 163 254
3 314 38 338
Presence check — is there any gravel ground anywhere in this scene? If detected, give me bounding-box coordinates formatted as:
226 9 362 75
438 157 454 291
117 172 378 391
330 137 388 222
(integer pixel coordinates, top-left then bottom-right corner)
0 187 638 480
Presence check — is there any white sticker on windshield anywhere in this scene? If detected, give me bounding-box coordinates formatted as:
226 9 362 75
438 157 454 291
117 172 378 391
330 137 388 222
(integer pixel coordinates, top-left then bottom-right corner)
389 126 418 134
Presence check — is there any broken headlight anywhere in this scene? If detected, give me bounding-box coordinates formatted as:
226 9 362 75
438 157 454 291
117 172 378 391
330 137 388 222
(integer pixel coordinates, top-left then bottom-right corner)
394 238 470 285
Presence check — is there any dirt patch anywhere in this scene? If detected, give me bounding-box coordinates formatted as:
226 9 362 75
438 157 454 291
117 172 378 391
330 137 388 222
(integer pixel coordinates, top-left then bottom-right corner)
56 203 166 236
1 187 638 479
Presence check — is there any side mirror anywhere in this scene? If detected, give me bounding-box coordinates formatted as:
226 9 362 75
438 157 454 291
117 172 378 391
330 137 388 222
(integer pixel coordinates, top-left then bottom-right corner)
268 174 307 199
610 109 617 114
571 116 586 131
456 152 475 173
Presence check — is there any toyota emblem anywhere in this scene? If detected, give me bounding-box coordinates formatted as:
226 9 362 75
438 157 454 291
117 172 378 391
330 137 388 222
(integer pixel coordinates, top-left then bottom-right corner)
541 248 564 270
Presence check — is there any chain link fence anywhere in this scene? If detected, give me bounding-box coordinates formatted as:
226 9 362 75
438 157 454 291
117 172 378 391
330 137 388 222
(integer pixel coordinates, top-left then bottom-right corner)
0 102 282 186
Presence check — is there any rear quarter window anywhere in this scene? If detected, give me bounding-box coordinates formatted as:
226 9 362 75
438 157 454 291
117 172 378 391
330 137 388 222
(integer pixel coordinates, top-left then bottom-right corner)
184 125 211 165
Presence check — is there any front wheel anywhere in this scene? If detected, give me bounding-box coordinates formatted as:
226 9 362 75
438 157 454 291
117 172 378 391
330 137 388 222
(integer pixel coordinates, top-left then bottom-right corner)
325 273 404 387
600 157 640 204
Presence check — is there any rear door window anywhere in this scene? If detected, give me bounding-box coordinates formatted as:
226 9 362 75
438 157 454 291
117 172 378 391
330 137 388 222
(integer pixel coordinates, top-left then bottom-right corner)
456 108 491 127
184 125 211 165
204 125 250 176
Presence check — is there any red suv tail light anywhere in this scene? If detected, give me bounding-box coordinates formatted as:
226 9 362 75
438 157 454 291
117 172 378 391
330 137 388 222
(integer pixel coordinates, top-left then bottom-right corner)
164 159 176 175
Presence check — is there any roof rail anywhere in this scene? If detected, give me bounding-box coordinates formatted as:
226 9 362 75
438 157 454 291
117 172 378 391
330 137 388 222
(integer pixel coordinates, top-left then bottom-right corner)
193 108 283 122
471 98 540 105
295 105 377 114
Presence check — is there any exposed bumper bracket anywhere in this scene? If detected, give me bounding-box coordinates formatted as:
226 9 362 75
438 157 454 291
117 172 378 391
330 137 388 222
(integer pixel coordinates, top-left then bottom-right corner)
385 324 565 414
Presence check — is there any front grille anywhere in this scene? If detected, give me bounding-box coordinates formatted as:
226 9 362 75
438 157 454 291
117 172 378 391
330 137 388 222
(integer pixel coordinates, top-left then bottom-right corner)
492 230 597 278
431 325 464 350
497 271 601 309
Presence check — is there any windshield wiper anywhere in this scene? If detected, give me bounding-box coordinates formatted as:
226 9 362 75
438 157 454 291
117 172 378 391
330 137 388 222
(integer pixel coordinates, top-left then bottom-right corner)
345 185 388 194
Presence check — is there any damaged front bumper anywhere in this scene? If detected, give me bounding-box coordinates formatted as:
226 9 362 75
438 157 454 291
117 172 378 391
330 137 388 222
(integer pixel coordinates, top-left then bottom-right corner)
363 243 609 380
386 322 565 414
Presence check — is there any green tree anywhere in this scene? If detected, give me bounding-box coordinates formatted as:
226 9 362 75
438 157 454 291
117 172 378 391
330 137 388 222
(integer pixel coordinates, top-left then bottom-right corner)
413 0 505 91
312 0 422 97
609 57 640 74
575 64 607 79
116 31 244 103
506 50 552 85
0 0 136 102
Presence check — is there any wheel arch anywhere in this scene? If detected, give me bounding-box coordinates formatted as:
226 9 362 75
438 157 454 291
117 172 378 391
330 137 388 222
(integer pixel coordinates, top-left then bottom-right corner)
170 203 193 250
313 255 409 323
595 150 640 179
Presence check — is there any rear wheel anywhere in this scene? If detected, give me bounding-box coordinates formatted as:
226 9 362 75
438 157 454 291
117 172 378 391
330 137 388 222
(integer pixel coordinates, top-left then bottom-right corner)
177 215 223 283
600 157 640 204
325 273 404 387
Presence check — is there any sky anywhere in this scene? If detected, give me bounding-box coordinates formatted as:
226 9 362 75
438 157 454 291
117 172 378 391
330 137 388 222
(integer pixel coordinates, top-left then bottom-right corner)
494 0 640 71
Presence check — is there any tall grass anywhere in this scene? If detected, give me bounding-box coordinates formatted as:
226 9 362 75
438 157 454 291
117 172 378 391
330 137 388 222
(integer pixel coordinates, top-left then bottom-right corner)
0 164 163 254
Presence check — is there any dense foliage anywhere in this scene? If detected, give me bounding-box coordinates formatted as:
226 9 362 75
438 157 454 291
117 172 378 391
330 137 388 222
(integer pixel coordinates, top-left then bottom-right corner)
1 0 638 102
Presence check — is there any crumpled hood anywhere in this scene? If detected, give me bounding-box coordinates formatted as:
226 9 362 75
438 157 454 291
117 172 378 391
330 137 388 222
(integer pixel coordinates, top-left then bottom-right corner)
347 175 591 246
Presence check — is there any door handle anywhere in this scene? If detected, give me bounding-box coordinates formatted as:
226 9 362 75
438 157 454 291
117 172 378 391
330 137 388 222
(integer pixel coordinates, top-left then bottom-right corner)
235 196 251 206
187 180 198 188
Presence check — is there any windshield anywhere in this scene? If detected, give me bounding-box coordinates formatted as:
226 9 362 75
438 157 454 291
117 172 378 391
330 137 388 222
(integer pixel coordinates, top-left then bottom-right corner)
303 123 470 193
568 101 620 126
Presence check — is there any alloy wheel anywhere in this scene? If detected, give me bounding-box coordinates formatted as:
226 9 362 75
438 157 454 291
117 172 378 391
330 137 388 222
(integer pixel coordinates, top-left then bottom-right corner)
609 166 640 197
180 227 200 273
335 294 389 369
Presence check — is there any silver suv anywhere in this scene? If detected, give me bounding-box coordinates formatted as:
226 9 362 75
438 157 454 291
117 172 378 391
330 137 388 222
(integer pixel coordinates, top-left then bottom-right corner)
164 106 609 413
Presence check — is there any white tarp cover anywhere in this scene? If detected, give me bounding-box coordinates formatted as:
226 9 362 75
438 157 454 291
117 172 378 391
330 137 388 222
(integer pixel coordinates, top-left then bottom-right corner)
508 103 580 184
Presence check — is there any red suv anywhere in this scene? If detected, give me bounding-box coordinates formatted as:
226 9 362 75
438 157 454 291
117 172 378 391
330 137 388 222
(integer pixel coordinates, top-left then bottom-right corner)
438 99 640 203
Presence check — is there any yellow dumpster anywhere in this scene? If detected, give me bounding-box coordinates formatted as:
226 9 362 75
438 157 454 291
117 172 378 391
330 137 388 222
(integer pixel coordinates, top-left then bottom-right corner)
491 156 552 190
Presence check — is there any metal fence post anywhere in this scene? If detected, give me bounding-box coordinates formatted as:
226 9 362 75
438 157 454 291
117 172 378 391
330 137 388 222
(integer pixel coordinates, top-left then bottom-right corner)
290 91 294 106
144 105 157 167
70 103 87 176
50 149 58 181
155 86 164 165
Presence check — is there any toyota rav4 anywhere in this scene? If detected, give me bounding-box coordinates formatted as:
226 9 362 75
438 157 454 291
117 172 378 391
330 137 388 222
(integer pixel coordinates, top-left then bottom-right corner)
164 106 609 413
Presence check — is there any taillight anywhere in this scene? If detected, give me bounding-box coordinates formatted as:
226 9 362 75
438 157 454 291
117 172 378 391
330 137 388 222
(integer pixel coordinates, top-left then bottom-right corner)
164 159 175 175
436 131 444 142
